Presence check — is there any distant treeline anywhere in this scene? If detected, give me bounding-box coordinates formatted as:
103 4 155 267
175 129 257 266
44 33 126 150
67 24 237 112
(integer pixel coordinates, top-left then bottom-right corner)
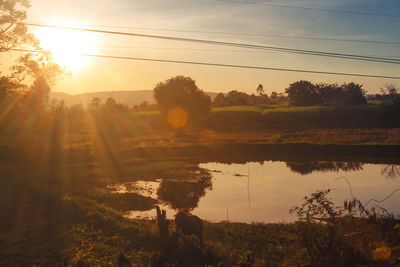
57 78 400 135
83 80 384 111
57 80 400 116
85 97 158 113
285 80 367 106
212 89 287 107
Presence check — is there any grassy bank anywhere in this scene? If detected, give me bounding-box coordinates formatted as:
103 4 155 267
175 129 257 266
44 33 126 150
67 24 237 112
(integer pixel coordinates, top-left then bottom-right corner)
1 152 399 265
0 160 202 265
1 167 398 266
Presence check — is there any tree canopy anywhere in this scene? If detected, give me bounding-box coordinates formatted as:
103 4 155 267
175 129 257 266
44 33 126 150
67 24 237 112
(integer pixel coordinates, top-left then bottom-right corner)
0 0 38 51
381 83 400 111
285 80 366 106
0 0 65 152
154 76 211 127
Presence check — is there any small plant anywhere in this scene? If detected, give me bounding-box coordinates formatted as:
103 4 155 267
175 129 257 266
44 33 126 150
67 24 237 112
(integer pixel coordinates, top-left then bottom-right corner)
290 189 397 266
289 189 340 223
290 190 355 266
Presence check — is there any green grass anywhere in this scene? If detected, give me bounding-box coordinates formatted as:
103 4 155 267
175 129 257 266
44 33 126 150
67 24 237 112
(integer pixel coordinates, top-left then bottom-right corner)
212 103 391 113
60 103 400 150
212 105 278 112
205 104 400 131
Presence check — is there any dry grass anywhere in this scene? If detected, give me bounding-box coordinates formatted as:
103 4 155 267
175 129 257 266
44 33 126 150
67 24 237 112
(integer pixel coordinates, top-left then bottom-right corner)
106 128 400 148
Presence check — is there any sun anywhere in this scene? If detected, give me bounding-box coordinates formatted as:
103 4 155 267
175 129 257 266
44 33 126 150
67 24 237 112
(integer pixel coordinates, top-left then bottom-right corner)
34 21 97 72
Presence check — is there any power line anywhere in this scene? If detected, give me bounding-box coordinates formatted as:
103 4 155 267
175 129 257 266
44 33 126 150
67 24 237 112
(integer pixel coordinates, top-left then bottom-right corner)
92 45 262 53
6 37 400 58
81 54 400 79
7 42 400 58
21 23 400 65
91 45 400 58
215 0 400 18
26 21 400 46
9 49 400 80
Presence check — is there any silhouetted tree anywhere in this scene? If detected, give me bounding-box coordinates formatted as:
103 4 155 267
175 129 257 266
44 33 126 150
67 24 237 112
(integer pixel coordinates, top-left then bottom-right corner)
0 0 59 108
0 1 66 162
11 52 62 87
154 76 211 126
212 89 278 106
316 83 343 105
226 90 250 106
88 97 101 111
285 80 321 106
257 92 269 105
139 101 149 111
0 77 23 139
29 76 50 108
132 104 139 112
212 93 226 107
0 76 21 104
256 84 264 95
104 97 117 110
381 83 400 111
0 0 38 51
286 81 366 106
341 82 366 105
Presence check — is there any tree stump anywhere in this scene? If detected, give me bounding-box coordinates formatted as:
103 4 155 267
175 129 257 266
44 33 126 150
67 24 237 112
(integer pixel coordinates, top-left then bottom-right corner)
156 206 169 257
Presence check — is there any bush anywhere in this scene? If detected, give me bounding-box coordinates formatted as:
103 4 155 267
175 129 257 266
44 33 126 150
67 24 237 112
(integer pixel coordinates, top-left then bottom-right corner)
290 189 399 266
154 76 211 128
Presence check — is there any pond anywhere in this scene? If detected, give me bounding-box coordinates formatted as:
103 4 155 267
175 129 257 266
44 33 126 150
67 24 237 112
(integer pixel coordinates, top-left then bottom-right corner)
109 161 400 223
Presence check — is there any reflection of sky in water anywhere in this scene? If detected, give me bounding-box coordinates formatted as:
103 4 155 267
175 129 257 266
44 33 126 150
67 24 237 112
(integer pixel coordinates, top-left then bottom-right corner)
108 181 176 220
125 203 173 220
194 162 400 223
112 162 400 223
107 180 161 198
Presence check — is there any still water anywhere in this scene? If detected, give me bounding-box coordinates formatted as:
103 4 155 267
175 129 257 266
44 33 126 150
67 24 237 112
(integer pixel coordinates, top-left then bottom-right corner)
112 161 400 223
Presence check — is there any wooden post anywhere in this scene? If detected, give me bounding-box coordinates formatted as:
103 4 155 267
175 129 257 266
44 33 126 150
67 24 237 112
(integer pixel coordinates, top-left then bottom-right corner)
156 206 169 257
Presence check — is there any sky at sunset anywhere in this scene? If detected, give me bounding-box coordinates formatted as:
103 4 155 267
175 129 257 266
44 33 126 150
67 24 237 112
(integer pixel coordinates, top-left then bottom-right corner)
5 0 400 94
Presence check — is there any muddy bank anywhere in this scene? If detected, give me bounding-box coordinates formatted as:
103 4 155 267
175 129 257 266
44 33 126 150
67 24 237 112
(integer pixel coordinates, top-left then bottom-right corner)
2 143 400 166
124 143 400 164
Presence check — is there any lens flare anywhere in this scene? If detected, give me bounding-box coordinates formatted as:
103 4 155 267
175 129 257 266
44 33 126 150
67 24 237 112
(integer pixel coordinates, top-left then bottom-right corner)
167 106 188 128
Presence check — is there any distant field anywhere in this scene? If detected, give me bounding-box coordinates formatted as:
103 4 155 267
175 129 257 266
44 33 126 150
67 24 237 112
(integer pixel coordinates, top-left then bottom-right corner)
211 102 392 113
206 103 400 131
60 103 400 150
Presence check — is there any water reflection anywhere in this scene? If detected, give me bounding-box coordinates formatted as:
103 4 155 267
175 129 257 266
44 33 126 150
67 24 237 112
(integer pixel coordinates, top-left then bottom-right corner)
107 181 160 198
157 176 212 210
108 160 400 223
381 164 400 180
286 161 364 175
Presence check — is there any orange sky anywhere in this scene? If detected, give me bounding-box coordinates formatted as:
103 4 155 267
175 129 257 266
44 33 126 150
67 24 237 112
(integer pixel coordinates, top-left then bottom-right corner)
4 0 400 94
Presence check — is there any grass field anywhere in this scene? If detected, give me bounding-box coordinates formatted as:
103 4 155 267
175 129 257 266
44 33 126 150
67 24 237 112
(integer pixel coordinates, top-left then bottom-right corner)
57 103 400 152
206 103 400 130
1 102 400 266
